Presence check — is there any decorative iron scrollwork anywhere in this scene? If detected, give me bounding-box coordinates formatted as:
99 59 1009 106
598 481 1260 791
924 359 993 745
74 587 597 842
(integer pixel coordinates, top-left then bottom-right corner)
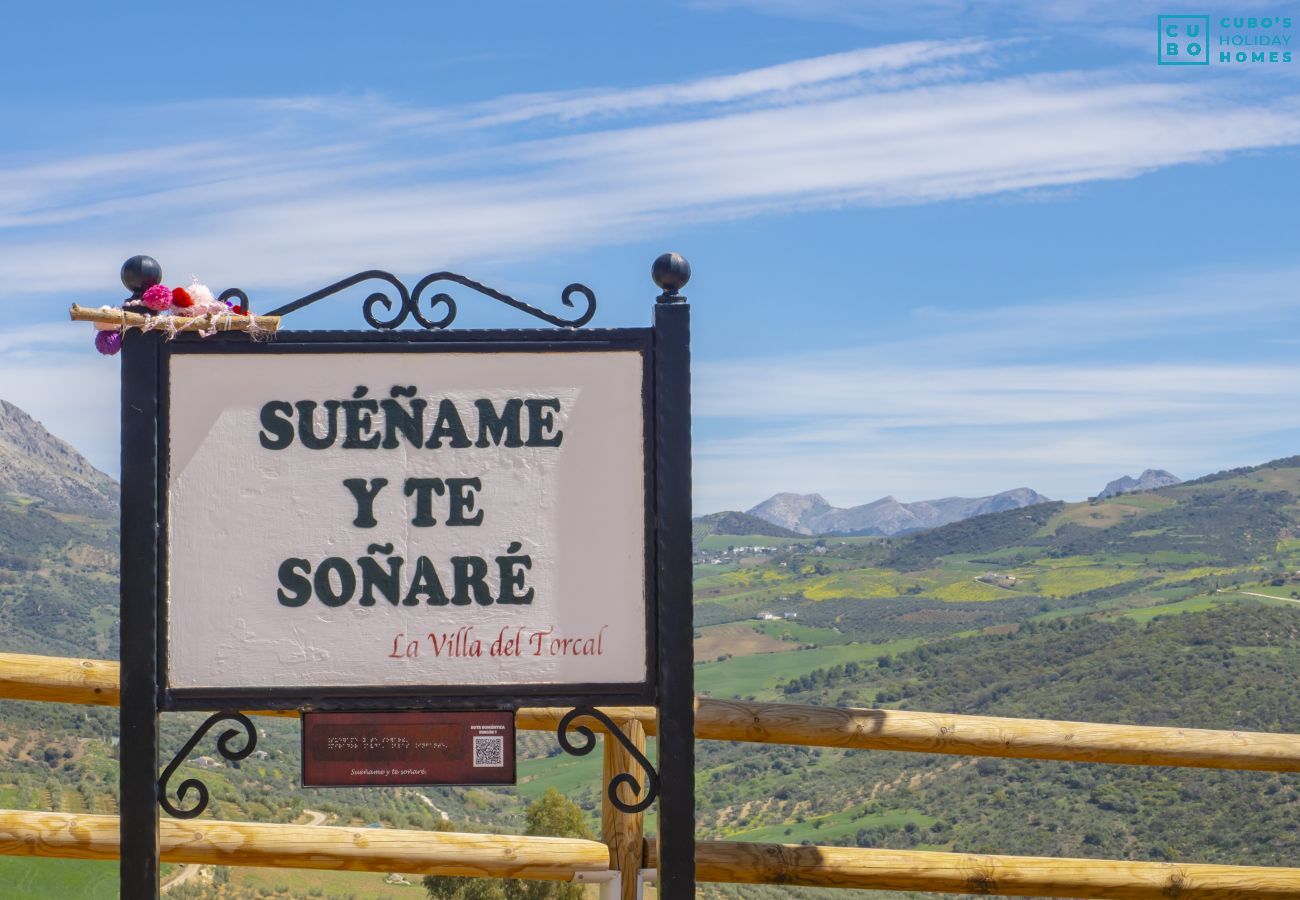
158 711 257 819
557 706 659 814
260 270 595 330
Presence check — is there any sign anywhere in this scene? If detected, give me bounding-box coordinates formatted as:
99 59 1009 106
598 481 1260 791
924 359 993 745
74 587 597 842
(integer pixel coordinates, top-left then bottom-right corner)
301 710 516 787
159 337 655 708
115 254 697 899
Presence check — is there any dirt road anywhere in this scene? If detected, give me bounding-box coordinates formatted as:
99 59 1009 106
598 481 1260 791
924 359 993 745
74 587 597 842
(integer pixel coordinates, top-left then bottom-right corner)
160 808 328 893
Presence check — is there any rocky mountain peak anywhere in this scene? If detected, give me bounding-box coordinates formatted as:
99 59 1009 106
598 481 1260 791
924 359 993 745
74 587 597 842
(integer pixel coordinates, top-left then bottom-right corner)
747 486 1051 536
746 493 833 535
1098 469 1181 499
0 400 116 511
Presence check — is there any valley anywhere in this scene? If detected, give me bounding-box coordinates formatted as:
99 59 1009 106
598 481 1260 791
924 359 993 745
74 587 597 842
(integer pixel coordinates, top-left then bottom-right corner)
0 400 1298 898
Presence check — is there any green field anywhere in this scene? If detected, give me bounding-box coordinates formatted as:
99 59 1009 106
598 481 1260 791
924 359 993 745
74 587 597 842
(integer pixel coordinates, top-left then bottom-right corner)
1116 594 1229 622
12 448 1300 895
694 638 922 698
1232 584 1300 602
517 751 601 804
727 806 935 844
752 620 848 645
1026 566 1140 598
0 857 117 900
1100 494 1176 510
228 864 436 897
696 533 881 552
928 578 1015 601
518 736 659 807
694 562 739 578
696 534 807 551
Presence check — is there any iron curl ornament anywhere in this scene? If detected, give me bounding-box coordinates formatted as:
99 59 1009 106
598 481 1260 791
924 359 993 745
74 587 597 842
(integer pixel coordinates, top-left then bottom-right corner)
158 711 258 819
263 269 596 330
557 706 659 814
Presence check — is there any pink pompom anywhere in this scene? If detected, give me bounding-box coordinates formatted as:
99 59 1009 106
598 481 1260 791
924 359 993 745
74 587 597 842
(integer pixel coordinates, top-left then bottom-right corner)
183 282 225 315
94 330 123 356
187 282 215 306
141 284 172 312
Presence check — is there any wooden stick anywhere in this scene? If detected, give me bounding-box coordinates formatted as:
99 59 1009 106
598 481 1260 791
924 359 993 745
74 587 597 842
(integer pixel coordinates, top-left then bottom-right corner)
513 702 1300 772
0 652 120 707
646 838 1300 898
690 698 1300 772
6 652 1300 772
518 707 655 732
69 304 281 334
602 719 647 900
0 810 608 881
6 809 1299 898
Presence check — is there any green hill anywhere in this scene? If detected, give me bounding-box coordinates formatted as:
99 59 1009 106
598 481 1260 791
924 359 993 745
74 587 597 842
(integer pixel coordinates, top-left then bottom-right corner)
0 501 118 659
697 603 1300 900
689 455 1300 897
694 510 805 542
2 393 1299 899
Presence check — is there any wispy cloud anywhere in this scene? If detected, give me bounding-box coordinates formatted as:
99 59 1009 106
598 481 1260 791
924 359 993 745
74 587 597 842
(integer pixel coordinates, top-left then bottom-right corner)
699 362 1300 425
150 39 996 136
695 357 1300 511
692 265 1300 511
888 265 1300 363
385 39 999 130
0 41 1296 300
4 34 1299 504
692 0 1277 29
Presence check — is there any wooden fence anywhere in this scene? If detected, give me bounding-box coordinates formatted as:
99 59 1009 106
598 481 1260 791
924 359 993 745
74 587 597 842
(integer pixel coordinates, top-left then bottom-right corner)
3 810 1300 899
2 650 1299 898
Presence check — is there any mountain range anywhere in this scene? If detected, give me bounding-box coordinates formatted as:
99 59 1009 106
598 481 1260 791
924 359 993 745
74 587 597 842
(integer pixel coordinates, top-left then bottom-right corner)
3 395 1300 896
1098 468 1182 499
746 487 1051 536
0 395 1180 545
0 399 116 512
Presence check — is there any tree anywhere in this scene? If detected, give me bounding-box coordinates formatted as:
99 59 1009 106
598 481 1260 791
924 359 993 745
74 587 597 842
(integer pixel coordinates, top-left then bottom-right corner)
423 876 506 900
424 817 508 900
426 790 593 900
504 789 594 900
524 788 594 841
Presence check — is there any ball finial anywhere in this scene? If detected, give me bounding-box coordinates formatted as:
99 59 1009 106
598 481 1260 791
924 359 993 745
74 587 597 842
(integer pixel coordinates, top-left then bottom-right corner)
652 252 691 302
121 255 162 298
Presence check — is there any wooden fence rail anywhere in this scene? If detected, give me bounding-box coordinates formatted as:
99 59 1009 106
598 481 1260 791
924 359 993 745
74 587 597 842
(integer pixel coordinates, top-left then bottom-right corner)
0 810 607 881
4 809 1300 899
6 651 1300 772
648 838 1300 899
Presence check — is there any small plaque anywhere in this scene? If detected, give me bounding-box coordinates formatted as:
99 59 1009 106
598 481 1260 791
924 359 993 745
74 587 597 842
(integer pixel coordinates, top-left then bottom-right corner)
302 710 516 787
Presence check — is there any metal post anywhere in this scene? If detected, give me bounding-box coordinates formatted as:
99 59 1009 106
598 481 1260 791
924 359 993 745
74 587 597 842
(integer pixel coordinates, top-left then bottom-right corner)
651 252 695 895
597 872 623 900
119 256 163 899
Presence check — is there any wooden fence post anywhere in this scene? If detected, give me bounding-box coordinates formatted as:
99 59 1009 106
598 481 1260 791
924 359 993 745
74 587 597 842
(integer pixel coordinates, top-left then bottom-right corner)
602 720 648 900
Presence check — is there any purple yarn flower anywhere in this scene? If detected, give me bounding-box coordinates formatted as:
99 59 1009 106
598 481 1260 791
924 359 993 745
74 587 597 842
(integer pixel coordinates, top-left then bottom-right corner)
141 283 172 312
94 330 123 356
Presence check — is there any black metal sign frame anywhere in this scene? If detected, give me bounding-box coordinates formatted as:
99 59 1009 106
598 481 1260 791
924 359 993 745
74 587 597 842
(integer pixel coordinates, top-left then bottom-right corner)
152 328 658 712
119 255 696 898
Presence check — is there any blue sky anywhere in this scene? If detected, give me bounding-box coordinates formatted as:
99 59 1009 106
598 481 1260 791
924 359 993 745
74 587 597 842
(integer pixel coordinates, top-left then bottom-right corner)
2 1 1298 512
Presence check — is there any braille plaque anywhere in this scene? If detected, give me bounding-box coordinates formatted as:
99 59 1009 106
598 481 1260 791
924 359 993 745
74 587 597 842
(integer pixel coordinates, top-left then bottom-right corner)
302 710 515 787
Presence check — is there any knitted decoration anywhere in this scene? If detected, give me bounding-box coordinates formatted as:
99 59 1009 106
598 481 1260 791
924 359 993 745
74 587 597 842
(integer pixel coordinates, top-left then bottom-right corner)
141 284 172 312
94 330 123 356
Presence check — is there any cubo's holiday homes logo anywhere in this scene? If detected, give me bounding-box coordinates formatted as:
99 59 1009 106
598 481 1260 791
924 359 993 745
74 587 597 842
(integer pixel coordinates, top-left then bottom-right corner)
1160 15 1210 64
1159 14 1294 65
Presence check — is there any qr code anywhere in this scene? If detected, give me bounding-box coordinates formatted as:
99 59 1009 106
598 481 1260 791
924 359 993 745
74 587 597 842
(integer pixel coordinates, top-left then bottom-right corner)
473 735 505 768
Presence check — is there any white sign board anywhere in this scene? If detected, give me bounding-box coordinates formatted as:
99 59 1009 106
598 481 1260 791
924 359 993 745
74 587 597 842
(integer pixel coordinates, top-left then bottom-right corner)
165 349 647 695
